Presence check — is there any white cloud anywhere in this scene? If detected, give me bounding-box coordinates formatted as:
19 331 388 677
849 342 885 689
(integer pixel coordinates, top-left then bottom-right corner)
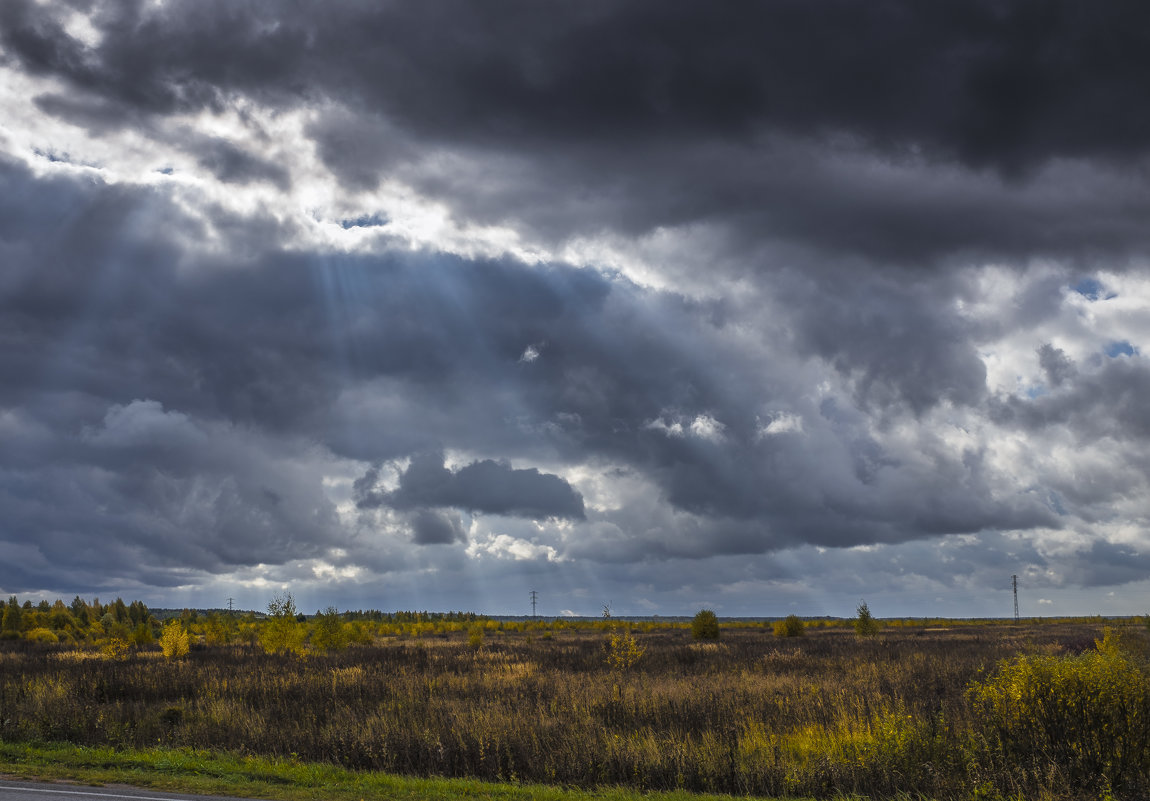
758 412 804 437
689 414 726 442
645 417 685 437
466 534 560 562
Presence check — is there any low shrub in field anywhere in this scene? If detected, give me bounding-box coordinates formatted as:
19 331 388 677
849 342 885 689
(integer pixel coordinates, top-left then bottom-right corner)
773 615 804 637
854 601 880 637
604 626 644 670
966 628 1150 798
101 637 131 660
260 593 306 656
310 607 350 654
691 609 719 640
160 622 189 660
24 628 58 644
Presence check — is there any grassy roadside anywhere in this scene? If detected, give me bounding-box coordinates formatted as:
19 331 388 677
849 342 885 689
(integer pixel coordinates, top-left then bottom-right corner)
0 741 813 801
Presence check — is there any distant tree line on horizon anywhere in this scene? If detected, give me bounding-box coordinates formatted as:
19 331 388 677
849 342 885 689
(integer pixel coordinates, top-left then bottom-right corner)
3 593 1139 658
0 593 490 655
2 595 153 647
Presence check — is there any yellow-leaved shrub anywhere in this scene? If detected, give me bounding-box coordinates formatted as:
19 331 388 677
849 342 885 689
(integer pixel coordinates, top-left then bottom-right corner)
160 621 190 660
966 627 1150 797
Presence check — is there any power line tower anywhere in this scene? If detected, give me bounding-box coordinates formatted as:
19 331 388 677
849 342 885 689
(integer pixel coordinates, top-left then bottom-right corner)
529 589 538 619
226 597 235 615
1011 575 1019 623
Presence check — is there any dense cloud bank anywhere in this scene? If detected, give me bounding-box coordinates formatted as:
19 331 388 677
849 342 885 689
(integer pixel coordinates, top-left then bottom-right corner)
1 1 1148 615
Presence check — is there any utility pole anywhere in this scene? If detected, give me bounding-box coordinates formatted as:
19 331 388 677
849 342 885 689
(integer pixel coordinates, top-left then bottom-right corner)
529 589 538 619
1011 575 1019 623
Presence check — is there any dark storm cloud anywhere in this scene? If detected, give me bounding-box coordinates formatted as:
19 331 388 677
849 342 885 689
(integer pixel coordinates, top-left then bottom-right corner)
9 0 1150 265
357 451 585 521
32 91 151 135
357 134 1150 269
1037 343 1076 387
10 0 1150 171
309 109 416 192
407 509 467 546
1066 540 1150 588
0 399 343 587
779 271 988 414
0 154 1066 594
991 356 1150 441
5 2 1149 610
194 137 291 190
0 158 324 429
984 353 1150 522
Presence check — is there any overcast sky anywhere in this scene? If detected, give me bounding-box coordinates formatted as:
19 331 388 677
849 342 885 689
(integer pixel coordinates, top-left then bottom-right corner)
3 0 1150 618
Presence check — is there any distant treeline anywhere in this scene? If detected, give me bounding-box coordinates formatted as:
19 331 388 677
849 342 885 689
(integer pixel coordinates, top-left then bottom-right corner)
1 595 153 646
150 608 487 624
1 593 1138 653
339 610 484 623
0 594 496 653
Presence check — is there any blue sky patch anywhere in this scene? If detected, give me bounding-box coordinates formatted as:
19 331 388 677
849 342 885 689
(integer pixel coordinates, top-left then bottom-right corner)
1104 340 1136 358
1072 277 1115 301
340 212 388 229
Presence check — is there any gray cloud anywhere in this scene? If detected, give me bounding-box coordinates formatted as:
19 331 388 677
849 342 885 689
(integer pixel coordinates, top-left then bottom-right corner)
0 399 345 591
0 154 1072 589
779 271 988 415
11 0 1150 171
991 357 1150 441
407 509 467 546
1037 343 1077 388
2 2 1149 614
359 451 585 522
194 137 291 190
1067 540 1150 588
7 0 1150 268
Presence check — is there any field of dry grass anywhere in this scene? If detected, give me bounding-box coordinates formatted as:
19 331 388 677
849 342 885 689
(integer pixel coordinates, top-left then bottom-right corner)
2 618 1148 799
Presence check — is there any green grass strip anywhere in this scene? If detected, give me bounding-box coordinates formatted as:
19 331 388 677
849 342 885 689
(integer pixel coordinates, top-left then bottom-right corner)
0 741 816 801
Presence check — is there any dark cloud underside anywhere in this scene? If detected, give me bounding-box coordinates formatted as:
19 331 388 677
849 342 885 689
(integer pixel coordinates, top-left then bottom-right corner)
356 451 585 521
1 1 1148 614
7 0 1150 265
7 1 1150 169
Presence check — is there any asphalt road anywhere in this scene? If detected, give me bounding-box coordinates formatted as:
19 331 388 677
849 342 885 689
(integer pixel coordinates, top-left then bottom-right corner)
0 781 256 801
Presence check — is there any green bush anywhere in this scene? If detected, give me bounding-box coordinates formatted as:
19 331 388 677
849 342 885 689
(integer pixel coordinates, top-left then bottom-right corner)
854 601 880 637
1 596 22 636
691 609 719 640
261 593 306 656
467 624 484 649
310 607 350 654
773 614 805 637
131 622 154 647
966 628 1150 797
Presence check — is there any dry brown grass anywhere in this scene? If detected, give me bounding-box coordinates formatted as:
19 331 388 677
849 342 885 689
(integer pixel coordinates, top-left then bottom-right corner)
1 620 1146 799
